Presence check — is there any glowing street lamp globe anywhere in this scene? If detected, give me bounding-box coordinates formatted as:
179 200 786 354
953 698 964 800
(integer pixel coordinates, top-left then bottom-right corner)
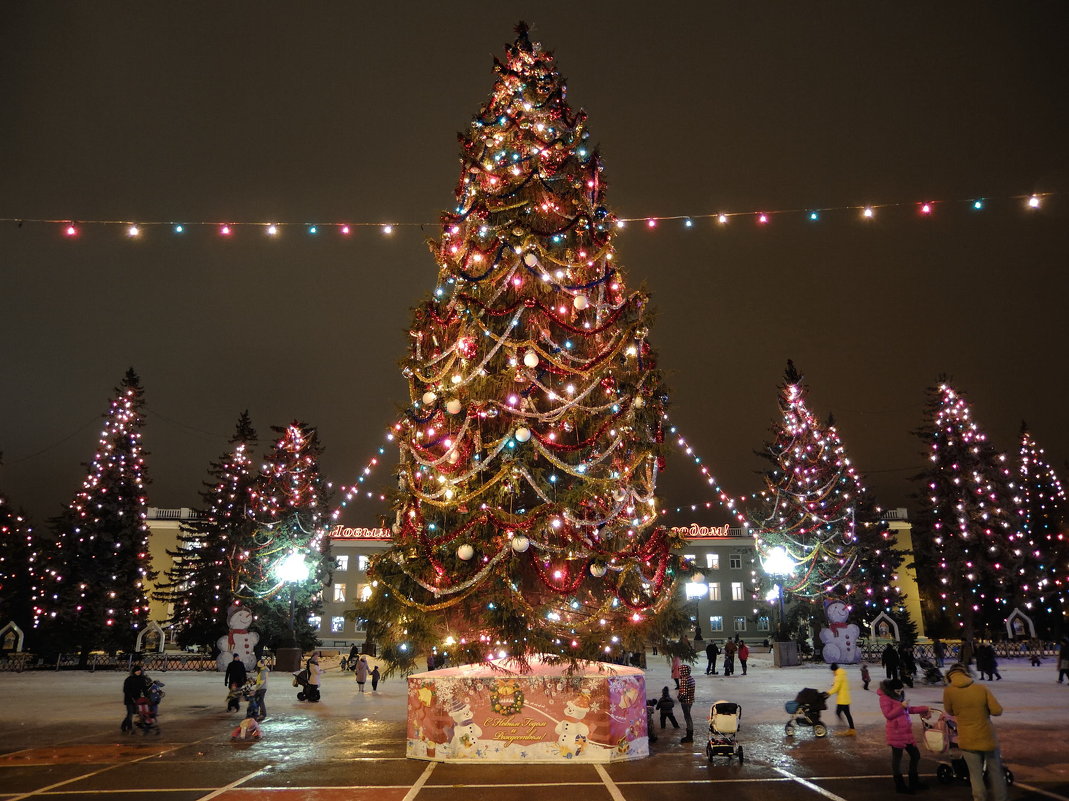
762 546 796 577
275 551 310 584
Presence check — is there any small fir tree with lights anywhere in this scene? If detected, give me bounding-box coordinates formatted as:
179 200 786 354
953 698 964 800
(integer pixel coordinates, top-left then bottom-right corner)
355 24 689 674
1015 422 1068 634
239 422 333 651
33 369 155 664
910 379 1023 636
153 411 259 650
823 418 916 638
0 457 38 636
747 362 860 609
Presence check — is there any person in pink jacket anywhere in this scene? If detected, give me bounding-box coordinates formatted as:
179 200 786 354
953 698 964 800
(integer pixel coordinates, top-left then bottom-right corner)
878 678 930 794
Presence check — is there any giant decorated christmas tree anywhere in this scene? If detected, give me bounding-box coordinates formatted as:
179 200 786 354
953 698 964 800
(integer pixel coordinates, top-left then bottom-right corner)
358 24 688 673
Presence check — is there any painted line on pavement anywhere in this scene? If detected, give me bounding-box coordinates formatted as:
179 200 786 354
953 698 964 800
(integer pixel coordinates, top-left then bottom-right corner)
401 762 435 801
1013 782 1069 801
774 767 850 801
594 764 627 801
192 768 265 801
4 735 215 801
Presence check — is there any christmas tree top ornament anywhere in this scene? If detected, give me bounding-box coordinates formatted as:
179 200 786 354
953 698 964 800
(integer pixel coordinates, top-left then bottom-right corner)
356 23 689 675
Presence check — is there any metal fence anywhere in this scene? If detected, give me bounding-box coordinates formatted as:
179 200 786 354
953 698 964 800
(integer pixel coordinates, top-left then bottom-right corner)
857 639 1060 664
0 651 275 671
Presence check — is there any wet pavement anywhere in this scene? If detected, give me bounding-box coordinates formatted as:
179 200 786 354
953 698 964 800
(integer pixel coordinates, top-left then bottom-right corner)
1 652 1067 801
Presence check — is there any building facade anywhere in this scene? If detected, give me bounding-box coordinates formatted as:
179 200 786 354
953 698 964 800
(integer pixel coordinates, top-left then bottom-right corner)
147 510 923 651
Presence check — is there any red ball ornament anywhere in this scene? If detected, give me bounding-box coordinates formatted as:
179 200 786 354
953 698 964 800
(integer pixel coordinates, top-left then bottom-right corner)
656 456 667 471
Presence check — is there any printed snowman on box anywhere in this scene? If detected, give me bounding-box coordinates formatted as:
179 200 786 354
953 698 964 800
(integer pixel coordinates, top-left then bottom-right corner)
555 690 592 757
446 699 482 758
216 604 260 672
819 599 860 664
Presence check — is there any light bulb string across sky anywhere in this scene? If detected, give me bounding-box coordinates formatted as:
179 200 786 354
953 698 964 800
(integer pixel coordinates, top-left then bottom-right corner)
0 191 1052 239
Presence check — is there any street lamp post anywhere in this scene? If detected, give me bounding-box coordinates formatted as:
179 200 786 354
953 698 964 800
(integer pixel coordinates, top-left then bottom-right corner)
274 551 311 672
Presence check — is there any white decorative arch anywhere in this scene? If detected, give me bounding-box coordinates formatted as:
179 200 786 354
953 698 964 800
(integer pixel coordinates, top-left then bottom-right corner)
0 621 25 652
1005 608 1035 640
870 612 899 641
135 621 166 653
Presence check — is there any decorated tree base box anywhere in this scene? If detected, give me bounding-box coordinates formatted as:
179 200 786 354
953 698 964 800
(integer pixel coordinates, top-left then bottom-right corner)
406 656 649 763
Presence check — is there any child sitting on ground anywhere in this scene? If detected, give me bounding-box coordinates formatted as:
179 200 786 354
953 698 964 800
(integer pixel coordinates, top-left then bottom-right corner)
230 716 262 741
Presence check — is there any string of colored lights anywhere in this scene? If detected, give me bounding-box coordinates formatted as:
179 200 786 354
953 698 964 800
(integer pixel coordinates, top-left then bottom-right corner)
0 192 1051 239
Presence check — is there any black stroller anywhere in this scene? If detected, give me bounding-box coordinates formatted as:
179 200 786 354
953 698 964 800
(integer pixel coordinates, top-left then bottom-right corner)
134 680 165 735
784 688 828 738
917 658 945 686
706 700 744 763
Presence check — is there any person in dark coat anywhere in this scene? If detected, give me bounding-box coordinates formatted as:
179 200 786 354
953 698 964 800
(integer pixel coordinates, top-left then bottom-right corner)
370 665 381 692
656 686 679 730
881 643 900 681
121 665 151 733
705 641 720 675
976 642 1002 681
898 644 917 687
224 653 247 687
1058 637 1069 684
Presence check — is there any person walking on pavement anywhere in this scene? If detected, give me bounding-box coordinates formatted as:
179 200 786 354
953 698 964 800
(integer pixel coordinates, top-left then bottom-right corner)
723 638 737 676
738 641 750 675
677 664 695 743
943 663 1008 801
959 638 975 668
224 653 247 712
705 640 720 675
656 686 679 731
975 642 1002 681
933 638 946 669
826 662 856 735
670 653 682 689
861 662 872 691
250 657 269 720
882 643 900 681
121 665 151 733
1058 636 1069 684
306 652 322 702
879 678 930 794
355 654 369 693
370 665 381 692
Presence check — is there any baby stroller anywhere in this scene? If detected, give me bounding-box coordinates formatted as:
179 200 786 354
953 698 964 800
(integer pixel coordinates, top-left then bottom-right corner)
784 688 828 738
134 680 165 735
706 700 744 763
922 708 1014 787
917 658 945 686
292 667 320 702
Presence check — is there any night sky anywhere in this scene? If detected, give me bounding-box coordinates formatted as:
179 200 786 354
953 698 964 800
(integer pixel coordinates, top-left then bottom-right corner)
3 4 1067 527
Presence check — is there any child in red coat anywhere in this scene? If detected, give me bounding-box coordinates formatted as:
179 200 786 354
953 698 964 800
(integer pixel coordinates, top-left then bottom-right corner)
878 679 929 793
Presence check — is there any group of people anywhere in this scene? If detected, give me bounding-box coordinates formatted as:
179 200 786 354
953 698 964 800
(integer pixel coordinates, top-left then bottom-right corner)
700 637 750 676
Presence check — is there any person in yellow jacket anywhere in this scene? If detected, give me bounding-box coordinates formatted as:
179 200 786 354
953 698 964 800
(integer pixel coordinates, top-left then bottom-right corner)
826 662 855 735
943 663 1007 801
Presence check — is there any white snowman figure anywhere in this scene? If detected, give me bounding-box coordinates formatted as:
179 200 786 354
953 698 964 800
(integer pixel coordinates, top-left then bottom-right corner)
216 604 260 672
555 691 592 757
446 699 482 758
819 599 860 664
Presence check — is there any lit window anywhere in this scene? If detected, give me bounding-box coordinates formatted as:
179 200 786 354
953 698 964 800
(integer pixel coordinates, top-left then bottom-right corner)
706 553 720 570
685 581 707 599
354 617 367 633
336 555 349 571
358 583 373 602
731 582 744 601
331 616 345 633
729 554 742 569
357 555 371 572
708 582 721 602
333 583 346 603
757 616 770 631
734 616 747 632
709 615 724 632
308 615 321 630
